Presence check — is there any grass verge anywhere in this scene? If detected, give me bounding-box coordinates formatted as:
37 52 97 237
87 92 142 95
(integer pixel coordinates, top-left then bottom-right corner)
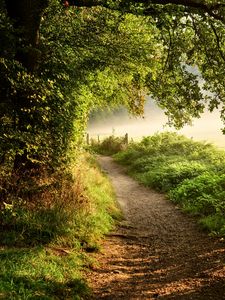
0 154 121 299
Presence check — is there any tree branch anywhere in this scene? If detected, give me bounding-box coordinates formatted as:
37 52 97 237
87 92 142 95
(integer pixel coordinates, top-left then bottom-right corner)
210 22 225 62
75 0 225 24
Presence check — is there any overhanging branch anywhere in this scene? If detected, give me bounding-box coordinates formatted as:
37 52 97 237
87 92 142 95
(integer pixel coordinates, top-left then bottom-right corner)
75 0 225 24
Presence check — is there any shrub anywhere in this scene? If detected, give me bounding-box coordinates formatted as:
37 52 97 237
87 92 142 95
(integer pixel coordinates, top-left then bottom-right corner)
137 161 207 191
169 173 225 203
169 172 225 234
92 135 128 155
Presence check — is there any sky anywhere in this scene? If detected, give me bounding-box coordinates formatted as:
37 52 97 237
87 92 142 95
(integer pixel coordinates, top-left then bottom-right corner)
87 99 225 148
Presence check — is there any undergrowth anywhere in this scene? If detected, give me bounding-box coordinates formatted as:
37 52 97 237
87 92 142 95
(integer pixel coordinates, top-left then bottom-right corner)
114 132 225 235
0 154 120 299
90 135 128 155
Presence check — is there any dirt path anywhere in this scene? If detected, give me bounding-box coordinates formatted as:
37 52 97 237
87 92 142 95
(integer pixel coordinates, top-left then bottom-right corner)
87 156 225 299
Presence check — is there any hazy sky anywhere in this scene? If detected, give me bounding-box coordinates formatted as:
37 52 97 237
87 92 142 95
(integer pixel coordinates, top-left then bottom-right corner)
88 100 225 148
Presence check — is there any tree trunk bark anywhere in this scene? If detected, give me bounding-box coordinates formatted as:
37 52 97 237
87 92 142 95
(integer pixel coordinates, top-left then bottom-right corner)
4 0 49 173
5 0 48 71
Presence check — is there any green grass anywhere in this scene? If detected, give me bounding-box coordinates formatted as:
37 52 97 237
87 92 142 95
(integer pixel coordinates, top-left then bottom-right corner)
114 132 225 235
0 154 121 299
0 247 88 299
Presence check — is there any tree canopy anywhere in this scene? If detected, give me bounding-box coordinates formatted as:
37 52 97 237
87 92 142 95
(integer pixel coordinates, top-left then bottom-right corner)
0 0 224 174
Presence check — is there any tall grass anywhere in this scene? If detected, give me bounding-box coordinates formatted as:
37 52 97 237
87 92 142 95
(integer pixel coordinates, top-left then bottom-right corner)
90 135 128 155
114 132 225 235
0 153 120 298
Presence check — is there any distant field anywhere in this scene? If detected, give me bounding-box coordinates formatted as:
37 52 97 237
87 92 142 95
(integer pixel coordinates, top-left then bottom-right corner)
88 103 225 149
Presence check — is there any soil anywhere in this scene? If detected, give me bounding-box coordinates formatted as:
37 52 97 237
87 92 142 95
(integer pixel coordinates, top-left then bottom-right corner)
87 156 225 300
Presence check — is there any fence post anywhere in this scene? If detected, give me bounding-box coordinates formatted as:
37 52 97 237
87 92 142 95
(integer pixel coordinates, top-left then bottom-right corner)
98 135 100 144
86 133 90 145
124 133 128 145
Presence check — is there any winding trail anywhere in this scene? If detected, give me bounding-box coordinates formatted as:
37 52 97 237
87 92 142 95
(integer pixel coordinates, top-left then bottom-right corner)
87 156 225 299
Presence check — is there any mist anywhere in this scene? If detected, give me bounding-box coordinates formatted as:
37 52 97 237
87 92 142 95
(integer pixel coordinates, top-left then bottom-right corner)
88 100 225 148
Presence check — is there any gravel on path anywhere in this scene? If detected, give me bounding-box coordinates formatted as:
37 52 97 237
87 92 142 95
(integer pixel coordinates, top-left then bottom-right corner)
87 156 225 300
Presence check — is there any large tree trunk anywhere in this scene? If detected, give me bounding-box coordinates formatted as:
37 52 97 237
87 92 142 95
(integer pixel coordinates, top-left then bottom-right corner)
4 0 49 173
5 0 48 71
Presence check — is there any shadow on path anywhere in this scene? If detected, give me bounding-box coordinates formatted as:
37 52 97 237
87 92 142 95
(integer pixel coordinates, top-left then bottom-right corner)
88 156 225 300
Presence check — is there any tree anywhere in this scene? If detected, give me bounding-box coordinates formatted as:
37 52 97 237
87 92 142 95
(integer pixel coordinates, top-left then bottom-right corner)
0 0 224 177
0 1 151 174
75 0 225 128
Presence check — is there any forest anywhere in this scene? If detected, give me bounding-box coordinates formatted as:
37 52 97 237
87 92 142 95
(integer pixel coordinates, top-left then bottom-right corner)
0 0 225 298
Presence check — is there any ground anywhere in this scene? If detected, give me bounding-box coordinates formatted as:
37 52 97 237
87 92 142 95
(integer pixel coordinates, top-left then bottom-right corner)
87 156 225 299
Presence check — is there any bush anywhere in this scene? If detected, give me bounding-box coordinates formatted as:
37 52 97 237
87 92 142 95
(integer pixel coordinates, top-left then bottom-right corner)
91 135 128 155
136 161 207 191
169 173 225 216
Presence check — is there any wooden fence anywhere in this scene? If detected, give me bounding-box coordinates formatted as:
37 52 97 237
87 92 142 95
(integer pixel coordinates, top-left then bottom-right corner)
86 133 129 145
